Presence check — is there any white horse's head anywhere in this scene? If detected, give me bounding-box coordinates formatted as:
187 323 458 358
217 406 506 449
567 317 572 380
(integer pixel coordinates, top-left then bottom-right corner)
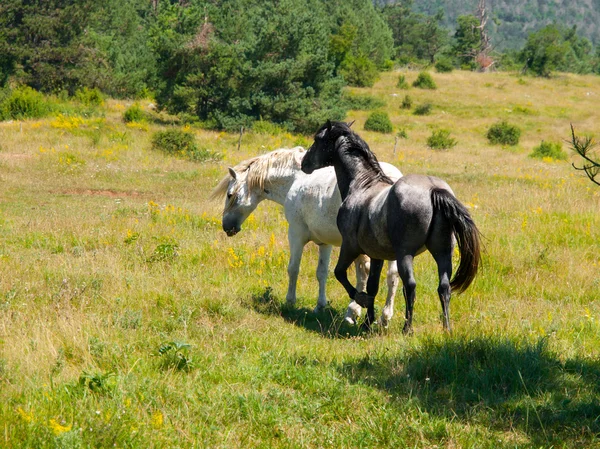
212 148 305 236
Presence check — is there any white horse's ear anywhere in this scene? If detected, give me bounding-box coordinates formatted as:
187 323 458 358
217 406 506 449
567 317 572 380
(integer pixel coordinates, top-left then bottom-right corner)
293 150 305 167
228 167 237 180
347 120 355 128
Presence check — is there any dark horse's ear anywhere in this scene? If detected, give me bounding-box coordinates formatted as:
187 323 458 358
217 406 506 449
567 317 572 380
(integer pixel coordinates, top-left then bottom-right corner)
347 120 355 128
325 119 332 132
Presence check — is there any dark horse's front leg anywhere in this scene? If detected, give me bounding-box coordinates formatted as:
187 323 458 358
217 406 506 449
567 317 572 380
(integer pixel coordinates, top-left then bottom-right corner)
356 259 383 329
333 244 360 303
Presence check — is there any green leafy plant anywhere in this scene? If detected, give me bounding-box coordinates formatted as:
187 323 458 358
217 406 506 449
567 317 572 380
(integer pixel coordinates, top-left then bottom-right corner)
427 129 457 150
435 58 454 73
151 129 222 162
397 129 408 139
364 111 393 133
412 72 437 89
487 120 521 145
413 103 432 116
530 140 567 160
78 371 116 394
158 341 194 371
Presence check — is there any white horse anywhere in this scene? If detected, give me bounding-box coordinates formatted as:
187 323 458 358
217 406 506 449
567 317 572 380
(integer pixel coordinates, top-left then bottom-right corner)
212 147 403 326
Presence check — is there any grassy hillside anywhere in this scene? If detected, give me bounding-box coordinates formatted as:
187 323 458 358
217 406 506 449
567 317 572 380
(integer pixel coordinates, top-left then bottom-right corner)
413 0 600 49
1 70 599 448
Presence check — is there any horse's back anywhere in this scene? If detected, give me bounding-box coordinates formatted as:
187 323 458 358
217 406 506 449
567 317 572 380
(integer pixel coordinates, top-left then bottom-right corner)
387 174 452 252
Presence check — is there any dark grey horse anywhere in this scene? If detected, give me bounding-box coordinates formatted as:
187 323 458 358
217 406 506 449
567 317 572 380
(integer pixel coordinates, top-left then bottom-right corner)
301 120 481 334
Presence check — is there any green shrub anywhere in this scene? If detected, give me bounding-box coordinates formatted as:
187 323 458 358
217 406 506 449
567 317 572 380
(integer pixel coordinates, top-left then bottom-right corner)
435 58 454 73
75 87 104 106
412 72 437 89
123 103 146 123
487 121 521 145
427 129 457 150
151 128 223 162
530 141 567 160
397 129 408 139
342 92 386 110
340 54 379 87
413 103 432 116
0 87 52 120
364 111 393 133
401 95 413 110
397 74 410 89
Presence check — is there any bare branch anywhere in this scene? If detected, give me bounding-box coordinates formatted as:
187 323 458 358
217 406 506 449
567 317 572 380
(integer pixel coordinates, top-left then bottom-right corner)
570 124 600 186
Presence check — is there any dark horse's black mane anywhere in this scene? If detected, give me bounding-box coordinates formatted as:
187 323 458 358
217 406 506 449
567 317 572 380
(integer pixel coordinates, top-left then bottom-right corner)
330 121 394 188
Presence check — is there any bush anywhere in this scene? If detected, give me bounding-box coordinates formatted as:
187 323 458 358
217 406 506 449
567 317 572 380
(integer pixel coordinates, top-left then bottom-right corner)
413 103 432 116
342 92 386 110
397 129 408 139
397 74 410 89
0 87 52 120
364 111 393 133
487 121 521 145
75 88 104 106
151 129 223 162
427 129 457 150
435 58 454 73
340 54 379 88
401 95 413 110
252 120 287 135
530 141 567 160
412 72 437 89
123 103 146 123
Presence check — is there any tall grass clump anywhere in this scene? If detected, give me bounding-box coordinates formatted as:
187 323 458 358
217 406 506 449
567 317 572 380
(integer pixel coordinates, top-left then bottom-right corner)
397 74 410 89
427 129 457 150
151 128 222 162
364 111 393 133
413 103 432 116
342 92 386 110
487 120 521 145
412 72 437 89
123 103 146 123
0 86 52 120
401 95 413 110
530 140 567 160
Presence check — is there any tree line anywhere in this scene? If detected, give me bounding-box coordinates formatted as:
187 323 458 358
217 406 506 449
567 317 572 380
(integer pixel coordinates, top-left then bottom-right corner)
0 0 599 132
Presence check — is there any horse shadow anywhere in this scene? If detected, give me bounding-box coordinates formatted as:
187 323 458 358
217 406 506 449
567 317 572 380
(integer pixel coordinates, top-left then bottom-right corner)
245 286 372 339
339 335 600 446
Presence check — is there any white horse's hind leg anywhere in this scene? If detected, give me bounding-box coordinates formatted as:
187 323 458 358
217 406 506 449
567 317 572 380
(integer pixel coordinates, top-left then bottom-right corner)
380 261 400 327
344 255 369 324
286 229 308 307
314 244 333 313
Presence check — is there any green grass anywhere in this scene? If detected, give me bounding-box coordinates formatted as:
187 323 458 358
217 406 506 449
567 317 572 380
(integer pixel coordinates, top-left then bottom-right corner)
1 72 600 448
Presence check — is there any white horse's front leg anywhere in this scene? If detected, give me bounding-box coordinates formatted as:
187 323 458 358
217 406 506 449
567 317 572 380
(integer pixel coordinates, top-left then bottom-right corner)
380 260 400 327
344 255 370 324
286 230 307 307
314 244 333 313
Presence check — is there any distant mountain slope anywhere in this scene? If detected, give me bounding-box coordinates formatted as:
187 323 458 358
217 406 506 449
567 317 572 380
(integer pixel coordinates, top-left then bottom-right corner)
411 0 600 50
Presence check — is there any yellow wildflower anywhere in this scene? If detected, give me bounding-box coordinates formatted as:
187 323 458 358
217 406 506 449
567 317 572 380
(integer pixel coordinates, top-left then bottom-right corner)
49 418 72 435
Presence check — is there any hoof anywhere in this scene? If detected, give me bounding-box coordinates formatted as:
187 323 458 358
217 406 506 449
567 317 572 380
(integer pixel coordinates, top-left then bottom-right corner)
402 323 414 336
379 317 389 328
354 292 372 308
313 303 327 314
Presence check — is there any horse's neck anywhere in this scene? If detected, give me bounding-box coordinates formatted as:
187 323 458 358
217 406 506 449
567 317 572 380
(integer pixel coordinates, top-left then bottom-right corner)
262 169 298 205
334 152 380 200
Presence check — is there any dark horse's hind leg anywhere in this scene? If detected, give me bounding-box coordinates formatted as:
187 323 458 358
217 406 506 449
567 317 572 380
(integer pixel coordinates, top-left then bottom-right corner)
360 259 383 329
397 254 417 335
432 250 453 332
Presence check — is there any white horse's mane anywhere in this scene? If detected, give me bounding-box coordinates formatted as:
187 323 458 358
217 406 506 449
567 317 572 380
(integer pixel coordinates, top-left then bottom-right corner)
210 147 305 200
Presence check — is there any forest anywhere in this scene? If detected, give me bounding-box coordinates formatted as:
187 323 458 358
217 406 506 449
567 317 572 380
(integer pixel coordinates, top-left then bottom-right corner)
1 0 600 132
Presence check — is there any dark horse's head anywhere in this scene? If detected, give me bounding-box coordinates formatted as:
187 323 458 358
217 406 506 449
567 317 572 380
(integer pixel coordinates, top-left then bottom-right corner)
301 120 354 174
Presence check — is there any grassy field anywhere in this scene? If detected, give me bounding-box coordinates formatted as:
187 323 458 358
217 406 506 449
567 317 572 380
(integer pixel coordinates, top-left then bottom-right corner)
0 70 599 448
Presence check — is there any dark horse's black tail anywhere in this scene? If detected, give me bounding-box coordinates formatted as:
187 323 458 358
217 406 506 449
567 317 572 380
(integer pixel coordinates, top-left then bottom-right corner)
431 188 481 293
